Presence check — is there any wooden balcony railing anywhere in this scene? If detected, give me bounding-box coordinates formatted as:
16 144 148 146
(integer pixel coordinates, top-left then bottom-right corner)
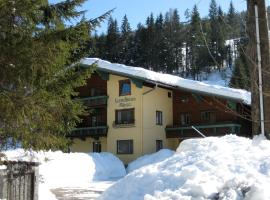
78 95 108 107
165 122 241 139
68 126 108 138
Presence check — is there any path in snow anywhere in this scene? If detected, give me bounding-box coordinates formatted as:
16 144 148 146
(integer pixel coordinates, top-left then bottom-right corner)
51 181 115 200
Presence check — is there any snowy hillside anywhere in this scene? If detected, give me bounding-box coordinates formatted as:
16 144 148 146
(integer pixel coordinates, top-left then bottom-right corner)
99 135 270 200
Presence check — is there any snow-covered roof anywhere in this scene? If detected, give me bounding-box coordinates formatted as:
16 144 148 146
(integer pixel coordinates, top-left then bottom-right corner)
81 58 251 105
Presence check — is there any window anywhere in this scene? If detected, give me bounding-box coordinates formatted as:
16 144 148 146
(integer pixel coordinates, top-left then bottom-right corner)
117 140 133 154
119 80 131 96
180 113 191 126
115 108 135 125
156 140 163 151
156 111 163 125
93 141 101 153
168 92 172 98
201 111 216 123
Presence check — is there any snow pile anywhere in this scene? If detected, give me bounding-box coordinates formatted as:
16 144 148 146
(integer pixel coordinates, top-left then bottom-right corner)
127 149 174 173
99 135 270 200
81 58 251 105
2 150 126 199
91 152 127 180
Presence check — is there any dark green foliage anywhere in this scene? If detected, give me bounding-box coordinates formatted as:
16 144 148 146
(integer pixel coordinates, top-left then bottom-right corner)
119 15 133 65
91 2 246 81
0 0 109 150
208 0 226 69
227 1 240 39
230 40 250 90
105 17 121 62
185 6 209 80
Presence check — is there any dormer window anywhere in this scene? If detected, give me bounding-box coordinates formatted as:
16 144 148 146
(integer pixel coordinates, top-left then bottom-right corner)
119 80 131 96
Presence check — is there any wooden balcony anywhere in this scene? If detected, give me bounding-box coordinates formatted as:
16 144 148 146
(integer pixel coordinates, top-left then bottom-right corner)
79 95 108 107
165 122 241 139
68 125 108 139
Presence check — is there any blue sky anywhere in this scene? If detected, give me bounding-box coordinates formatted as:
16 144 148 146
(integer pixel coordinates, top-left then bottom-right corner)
49 0 247 34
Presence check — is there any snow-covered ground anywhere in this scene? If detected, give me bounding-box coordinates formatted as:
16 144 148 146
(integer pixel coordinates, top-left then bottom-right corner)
127 149 175 173
1 150 126 200
99 135 270 200
2 135 269 200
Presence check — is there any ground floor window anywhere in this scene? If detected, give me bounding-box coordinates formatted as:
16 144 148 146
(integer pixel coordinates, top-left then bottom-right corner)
93 141 101 153
117 140 133 154
156 140 163 151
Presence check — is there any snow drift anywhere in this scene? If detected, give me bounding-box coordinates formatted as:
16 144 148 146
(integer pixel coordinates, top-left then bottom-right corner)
127 149 175 173
99 135 270 200
3 150 126 188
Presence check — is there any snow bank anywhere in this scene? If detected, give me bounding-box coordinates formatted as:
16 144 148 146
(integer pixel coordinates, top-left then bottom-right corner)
81 58 251 105
2 150 126 199
127 149 174 173
90 152 127 180
99 135 270 200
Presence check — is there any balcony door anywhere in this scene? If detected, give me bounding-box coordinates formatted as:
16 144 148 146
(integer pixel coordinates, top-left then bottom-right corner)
91 113 103 127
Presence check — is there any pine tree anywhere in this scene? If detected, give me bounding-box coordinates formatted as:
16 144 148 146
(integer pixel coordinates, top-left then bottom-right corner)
131 23 147 67
164 9 183 74
187 5 206 80
0 0 109 150
92 33 107 59
227 1 239 39
230 40 250 90
216 6 227 67
119 15 133 65
208 0 219 68
105 17 121 62
153 13 166 72
145 13 156 70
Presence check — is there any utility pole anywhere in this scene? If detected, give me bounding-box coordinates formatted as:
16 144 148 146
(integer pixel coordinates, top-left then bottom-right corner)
247 0 270 137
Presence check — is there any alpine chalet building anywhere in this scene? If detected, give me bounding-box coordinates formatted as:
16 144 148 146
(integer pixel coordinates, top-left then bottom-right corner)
68 58 251 164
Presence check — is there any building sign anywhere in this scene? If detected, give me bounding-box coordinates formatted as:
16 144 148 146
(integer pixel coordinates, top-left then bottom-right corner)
115 97 136 107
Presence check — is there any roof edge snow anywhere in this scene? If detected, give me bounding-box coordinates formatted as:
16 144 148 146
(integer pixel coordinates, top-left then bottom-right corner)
80 58 251 105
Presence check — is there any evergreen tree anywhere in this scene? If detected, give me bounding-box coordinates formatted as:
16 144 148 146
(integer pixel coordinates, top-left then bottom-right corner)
153 13 166 71
92 33 107 59
227 1 239 39
145 13 156 69
119 15 133 65
0 0 109 150
131 23 147 67
164 9 183 74
105 17 121 62
230 40 250 90
121 15 131 36
208 0 219 68
187 5 206 80
216 6 227 67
